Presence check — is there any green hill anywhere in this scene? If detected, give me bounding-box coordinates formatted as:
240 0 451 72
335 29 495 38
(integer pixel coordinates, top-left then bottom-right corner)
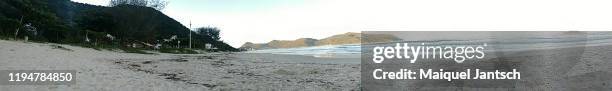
0 0 237 51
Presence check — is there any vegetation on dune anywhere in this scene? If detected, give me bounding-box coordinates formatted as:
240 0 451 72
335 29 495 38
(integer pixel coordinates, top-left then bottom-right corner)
0 0 238 54
0 0 69 43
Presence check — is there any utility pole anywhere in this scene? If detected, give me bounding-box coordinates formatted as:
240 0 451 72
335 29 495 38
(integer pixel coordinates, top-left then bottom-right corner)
189 21 192 49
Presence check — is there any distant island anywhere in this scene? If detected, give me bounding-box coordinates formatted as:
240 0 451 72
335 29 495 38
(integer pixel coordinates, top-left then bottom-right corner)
239 32 401 50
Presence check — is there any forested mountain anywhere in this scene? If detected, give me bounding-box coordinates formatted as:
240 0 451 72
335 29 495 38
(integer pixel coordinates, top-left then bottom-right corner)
0 0 237 51
240 32 402 50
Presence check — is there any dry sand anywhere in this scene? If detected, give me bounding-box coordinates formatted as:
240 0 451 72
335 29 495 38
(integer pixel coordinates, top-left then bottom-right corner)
0 40 360 90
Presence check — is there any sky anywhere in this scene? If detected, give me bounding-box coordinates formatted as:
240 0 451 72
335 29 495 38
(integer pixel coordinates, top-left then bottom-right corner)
72 0 612 47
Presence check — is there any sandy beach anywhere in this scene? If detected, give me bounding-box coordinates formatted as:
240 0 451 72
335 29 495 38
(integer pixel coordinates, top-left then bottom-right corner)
0 40 360 90
2 38 612 90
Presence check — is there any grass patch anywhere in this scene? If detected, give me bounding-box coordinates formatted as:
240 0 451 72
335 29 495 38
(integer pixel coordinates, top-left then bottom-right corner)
0 36 7 40
158 48 199 54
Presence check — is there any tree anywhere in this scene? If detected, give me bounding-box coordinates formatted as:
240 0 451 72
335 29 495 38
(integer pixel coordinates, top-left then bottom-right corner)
110 0 147 7
148 0 168 10
109 0 168 10
196 27 221 42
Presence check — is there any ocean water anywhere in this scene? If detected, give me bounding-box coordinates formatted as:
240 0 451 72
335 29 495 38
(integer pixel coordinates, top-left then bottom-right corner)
248 32 612 58
248 44 362 58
